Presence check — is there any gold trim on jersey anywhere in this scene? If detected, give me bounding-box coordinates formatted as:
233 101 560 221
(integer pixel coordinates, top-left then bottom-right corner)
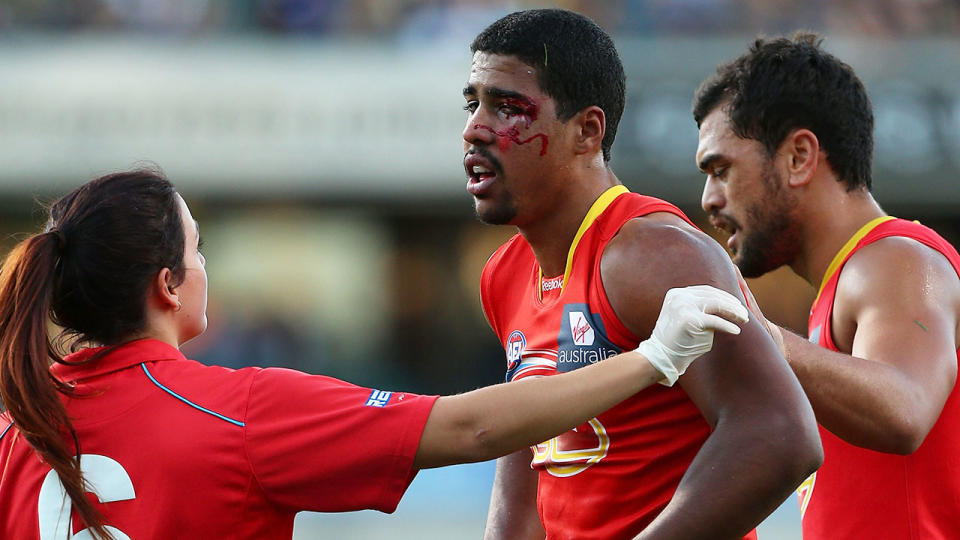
532 417 611 477
797 472 816 518
537 185 629 301
814 215 896 303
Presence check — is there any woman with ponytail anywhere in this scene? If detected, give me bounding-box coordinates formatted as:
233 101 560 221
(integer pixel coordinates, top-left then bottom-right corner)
0 169 748 539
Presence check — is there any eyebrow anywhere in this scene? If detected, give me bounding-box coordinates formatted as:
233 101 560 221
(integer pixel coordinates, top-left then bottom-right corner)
463 84 533 104
698 152 725 173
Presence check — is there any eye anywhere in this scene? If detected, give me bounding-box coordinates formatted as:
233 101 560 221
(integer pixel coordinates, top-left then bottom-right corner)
498 103 521 117
712 166 728 179
463 100 478 114
197 236 205 250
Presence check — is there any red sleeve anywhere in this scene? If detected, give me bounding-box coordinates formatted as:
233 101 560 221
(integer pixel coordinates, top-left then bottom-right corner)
479 251 501 338
244 368 438 513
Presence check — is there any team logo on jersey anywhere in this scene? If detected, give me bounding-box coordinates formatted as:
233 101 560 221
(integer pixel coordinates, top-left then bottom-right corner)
532 417 610 477
505 330 526 379
557 303 620 373
365 389 392 407
808 325 822 345
569 311 595 346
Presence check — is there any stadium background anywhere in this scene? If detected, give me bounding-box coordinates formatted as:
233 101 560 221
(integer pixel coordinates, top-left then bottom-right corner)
1 1 958 538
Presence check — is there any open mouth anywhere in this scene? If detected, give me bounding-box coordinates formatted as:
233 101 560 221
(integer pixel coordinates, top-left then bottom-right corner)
726 229 739 251
710 216 739 250
464 154 499 197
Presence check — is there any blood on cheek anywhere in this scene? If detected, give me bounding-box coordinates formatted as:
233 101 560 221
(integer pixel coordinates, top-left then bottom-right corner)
474 124 549 155
473 98 548 156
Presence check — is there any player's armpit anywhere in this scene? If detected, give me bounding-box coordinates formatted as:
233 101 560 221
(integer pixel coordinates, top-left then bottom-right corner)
484 450 545 540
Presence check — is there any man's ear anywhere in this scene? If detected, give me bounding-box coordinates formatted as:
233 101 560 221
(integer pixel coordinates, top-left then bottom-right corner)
150 268 179 312
782 128 820 188
572 105 606 156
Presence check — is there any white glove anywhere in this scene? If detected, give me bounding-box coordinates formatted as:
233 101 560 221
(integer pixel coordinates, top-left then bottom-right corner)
636 285 749 387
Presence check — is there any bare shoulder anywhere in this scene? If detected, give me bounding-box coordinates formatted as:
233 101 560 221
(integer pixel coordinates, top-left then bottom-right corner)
602 215 816 441
601 211 740 293
600 211 743 338
837 235 960 312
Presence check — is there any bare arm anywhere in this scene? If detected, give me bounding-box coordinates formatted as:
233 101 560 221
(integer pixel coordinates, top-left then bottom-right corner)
776 237 959 453
413 284 747 469
483 450 545 540
601 215 822 540
413 348 661 469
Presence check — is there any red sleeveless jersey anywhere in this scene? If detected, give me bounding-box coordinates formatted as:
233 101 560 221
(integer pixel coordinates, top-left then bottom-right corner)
802 217 960 539
481 186 756 540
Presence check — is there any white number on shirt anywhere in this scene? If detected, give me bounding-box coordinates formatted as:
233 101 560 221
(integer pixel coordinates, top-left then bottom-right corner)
38 454 135 540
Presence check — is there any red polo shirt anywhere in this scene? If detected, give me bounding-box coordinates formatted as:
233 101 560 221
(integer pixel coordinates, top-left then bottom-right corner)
0 339 438 539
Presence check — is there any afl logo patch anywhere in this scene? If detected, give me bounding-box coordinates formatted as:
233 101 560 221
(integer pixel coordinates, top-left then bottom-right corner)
506 330 526 372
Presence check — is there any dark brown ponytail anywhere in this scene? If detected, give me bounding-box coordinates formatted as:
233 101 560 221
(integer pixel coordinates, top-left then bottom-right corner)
0 232 110 538
0 168 185 539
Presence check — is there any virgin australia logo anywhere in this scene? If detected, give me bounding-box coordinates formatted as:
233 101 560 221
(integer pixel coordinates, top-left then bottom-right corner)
557 304 620 373
569 311 595 346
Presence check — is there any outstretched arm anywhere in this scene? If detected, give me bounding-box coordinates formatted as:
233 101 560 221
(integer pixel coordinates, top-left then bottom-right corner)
600 214 822 540
413 284 748 469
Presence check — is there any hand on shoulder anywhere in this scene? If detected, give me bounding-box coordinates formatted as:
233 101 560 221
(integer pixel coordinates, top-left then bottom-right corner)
600 212 745 339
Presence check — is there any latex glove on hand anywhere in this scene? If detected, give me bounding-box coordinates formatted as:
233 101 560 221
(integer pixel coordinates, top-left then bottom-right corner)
636 285 749 386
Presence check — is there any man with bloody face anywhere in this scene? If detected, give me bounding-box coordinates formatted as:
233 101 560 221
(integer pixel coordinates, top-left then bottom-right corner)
464 9 823 540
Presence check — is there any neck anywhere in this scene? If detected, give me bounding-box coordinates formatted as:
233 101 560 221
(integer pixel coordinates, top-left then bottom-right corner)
790 186 885 288
140 307 182 349
519 166 620 277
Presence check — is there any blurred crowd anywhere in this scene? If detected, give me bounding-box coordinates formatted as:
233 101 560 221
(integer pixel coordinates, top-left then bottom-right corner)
2 0 960 37
2 0 958 391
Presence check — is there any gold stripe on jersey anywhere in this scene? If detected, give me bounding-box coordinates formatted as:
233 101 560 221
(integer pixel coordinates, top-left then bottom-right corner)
814 215 896 303
538 185 629 301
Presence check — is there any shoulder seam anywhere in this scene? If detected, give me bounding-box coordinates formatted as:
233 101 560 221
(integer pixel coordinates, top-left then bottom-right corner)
140 363 245 427
0 420 14 442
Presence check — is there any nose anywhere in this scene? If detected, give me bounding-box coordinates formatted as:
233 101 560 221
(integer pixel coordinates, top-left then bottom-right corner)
701 175 726 214
463 110 495 148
